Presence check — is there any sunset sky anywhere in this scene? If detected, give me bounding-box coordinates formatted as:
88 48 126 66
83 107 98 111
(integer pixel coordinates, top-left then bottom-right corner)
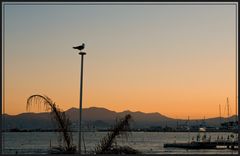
3 3 237 119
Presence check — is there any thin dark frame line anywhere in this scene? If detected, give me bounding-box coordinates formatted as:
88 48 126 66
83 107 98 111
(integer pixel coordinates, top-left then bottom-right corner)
0 3 1 153
2 3 238 6
1 2 5 154
236 3 239 156
1 1 239 155
1 1 239 5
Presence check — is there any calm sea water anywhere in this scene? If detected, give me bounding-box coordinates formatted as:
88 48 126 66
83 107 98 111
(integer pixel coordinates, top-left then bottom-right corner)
2 132 238 154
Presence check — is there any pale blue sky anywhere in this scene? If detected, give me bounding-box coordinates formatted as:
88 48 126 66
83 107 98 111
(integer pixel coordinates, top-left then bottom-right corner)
3 3 237 118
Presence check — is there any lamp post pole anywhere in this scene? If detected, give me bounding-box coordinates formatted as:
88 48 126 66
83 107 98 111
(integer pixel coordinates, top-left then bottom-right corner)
78 51 86 155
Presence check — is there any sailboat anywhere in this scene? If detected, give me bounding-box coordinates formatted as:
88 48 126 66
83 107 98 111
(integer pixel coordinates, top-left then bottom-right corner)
219 97 238 133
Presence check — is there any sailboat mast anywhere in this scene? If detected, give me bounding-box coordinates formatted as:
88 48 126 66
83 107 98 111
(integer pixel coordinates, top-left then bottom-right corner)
219 104 222 124
188 116 190 143
227 97 229 118
236 96 237 122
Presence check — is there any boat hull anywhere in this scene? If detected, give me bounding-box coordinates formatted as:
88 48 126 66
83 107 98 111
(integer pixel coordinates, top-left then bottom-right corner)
164 141 238 149
164 142 216 149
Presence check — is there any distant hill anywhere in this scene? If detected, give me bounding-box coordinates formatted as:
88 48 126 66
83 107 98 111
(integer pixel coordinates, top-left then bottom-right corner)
2 107 237 130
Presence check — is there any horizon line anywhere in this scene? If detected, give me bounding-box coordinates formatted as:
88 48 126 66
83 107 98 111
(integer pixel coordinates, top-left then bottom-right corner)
4 106 237 121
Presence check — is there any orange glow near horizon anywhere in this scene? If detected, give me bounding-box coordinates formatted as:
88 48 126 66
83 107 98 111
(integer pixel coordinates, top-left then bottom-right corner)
4 75 237 119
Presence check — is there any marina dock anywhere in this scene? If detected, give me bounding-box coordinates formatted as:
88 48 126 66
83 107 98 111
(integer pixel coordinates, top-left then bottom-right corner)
164 141 238 149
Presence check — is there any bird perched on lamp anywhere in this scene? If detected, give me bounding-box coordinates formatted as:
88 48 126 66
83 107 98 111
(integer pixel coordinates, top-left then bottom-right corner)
73 43 85 51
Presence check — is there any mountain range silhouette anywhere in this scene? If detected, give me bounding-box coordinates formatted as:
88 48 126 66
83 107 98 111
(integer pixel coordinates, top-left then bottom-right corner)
3 107 236 130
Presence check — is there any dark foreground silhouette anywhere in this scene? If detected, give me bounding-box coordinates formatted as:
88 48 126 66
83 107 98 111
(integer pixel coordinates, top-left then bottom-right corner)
26 94 138 154
27 94 76 154
95 114 140 154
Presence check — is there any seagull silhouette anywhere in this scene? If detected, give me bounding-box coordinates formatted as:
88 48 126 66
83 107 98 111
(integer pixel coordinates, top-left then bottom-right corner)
73 43 85 51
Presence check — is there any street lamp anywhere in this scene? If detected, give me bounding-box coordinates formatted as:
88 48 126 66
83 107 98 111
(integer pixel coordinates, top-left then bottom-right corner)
73 43 86 155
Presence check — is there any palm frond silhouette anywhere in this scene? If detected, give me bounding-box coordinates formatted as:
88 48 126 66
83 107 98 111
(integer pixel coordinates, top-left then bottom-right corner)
95 114 139 154
26 94 76 153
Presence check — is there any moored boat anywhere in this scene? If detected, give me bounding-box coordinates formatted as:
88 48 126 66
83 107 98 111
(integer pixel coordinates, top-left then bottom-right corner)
164 141 216 149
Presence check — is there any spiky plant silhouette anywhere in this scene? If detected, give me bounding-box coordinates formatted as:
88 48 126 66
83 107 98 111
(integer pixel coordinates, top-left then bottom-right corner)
95 114 139 154
26 94 76 153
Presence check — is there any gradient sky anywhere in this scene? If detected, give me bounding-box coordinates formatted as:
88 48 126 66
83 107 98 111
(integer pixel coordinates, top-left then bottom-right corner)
3 3 237 119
